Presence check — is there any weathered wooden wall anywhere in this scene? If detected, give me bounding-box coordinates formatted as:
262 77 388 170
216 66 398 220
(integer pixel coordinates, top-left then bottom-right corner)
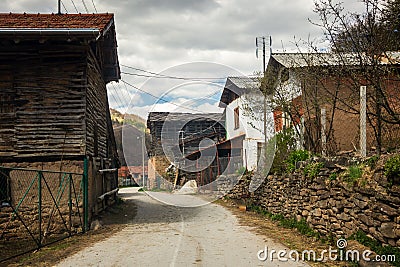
0 43 87 160
0 42 118 161
85 49 109 159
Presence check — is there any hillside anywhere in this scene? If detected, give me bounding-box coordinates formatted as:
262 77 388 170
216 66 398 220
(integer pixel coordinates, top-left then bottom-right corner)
110 108 148 166
110 108 146 131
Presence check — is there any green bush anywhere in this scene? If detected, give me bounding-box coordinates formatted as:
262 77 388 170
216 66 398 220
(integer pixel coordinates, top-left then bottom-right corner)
286 150 310 172
270 128 297 174
304 162 323 179
384 155 400 183
343 165 363 186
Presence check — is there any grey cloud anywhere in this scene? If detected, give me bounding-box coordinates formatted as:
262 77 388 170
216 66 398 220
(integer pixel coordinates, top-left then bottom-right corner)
110 0 321 54
0 0 338 112
130 0 220 13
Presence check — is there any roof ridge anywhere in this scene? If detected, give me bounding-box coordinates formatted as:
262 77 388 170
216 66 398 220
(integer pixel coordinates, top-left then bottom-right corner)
1 12 113 15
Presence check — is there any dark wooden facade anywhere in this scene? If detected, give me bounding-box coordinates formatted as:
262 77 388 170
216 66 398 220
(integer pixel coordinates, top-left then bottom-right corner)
0 13 121 217
147 112 226 157
0 13 119 162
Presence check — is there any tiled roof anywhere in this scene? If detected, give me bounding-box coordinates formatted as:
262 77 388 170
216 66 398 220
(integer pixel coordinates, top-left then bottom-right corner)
147 112 224 123
227 76 260 89
219 76 260 106
271 52 400 69
0 13 114 32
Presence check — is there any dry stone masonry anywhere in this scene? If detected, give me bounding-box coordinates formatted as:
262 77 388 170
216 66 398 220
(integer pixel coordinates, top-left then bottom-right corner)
226 156 400 247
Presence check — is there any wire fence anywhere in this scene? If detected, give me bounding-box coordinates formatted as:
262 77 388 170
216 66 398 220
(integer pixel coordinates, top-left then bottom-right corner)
0 166 87 262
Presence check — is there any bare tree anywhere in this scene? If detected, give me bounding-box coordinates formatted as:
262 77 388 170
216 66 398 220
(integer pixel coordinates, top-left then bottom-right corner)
299 0 400 154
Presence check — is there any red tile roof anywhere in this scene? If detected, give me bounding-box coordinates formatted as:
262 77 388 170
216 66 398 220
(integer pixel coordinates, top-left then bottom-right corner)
0 13 114 32
119 166 148 177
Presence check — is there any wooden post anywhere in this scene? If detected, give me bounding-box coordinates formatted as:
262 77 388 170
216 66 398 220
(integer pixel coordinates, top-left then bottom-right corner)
196 159 200 184
300 117 305 149
216 150 220 176
360 86 367 158
321 108 327 156
227 153 231 173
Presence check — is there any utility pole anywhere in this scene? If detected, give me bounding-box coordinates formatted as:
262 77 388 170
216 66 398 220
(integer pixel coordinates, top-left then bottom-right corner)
141 134 145 188
58 0 61 14
256 36 272 162
137 135 146 188
360 86 367 158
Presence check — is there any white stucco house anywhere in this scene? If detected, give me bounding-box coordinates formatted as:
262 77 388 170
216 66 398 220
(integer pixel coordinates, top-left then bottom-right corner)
219 77 274 170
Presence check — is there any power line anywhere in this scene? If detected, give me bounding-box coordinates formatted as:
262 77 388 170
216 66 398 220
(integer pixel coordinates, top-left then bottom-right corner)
119 79 221 110
121 64 228 81
111 82 128 108
116 82 134 111
91 0 98 13
60 0 68 13
121 79 211 114
108 88 119 108
81 0 89 13
119 79 224 144
184 89 221 107
70 0 79 13
121 71 227 82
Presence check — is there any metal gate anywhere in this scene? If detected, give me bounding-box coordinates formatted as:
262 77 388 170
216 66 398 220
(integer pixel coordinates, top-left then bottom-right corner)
0 165 88 262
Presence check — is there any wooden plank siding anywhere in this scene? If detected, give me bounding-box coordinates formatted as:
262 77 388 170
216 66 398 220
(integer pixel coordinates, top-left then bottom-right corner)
0 63 16 157
85 48 109 159
0 44 90 160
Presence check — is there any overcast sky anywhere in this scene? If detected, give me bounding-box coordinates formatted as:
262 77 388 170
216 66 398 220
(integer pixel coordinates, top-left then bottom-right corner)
2 0 364 119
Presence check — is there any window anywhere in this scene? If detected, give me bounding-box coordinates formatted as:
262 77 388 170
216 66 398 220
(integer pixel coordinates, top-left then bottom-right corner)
234 107 239 129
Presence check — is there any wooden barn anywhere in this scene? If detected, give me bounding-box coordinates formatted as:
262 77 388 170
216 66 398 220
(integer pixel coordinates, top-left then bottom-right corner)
0 13 121 218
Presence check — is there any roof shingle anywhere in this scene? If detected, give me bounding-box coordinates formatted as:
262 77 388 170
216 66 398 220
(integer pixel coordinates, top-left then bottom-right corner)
0 13 114 32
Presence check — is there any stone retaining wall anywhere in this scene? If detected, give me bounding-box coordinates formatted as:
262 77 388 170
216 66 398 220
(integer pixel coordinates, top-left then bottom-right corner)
226 157 400 247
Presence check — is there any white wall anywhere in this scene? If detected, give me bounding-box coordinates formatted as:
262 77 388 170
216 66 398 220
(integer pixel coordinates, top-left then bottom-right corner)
225 94 274 170
243 139 259 170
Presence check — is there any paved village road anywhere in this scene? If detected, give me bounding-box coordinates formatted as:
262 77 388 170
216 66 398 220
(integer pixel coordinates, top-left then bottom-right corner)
57 187 309 267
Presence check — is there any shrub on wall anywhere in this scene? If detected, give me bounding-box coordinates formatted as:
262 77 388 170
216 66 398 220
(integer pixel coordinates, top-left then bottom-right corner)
344 165 363 186
270 128 297 174
303 162 324 179
286 150 310 172
384 154 400 184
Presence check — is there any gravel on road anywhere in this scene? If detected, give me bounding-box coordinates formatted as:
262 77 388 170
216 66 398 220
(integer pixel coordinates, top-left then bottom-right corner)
57 188 309 267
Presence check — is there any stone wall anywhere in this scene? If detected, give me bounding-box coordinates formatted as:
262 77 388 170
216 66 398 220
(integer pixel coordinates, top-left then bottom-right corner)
226 156 400 247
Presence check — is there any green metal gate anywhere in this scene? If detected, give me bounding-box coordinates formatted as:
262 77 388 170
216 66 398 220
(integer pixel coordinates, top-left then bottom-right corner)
0 165 88 262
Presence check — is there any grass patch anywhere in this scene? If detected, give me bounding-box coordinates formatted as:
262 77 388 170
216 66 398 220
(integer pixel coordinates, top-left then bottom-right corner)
328 172 337 181
350 231 400 267
248 204 320 239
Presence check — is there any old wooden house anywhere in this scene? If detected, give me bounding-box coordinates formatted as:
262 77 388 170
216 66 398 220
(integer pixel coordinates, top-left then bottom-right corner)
147 112 226 189
0 13 120 217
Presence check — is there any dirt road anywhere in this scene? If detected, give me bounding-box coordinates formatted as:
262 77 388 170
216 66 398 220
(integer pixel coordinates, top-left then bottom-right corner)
57 188 309 266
